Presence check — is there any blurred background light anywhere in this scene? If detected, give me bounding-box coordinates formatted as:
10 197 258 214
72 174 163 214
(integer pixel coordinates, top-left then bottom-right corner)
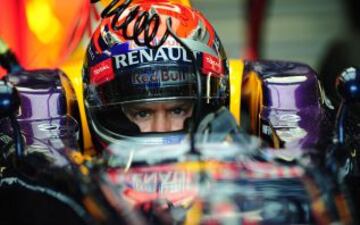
26 0 62 44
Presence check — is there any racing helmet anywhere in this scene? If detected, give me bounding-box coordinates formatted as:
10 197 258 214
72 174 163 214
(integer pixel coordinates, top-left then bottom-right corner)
83 0 229 148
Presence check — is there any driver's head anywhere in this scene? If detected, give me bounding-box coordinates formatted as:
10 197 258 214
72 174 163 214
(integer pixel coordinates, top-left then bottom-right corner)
83 0 229 148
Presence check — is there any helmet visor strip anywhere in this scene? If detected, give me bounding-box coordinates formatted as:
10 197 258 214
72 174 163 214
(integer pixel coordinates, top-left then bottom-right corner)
86 64 196 107
86 64 227 109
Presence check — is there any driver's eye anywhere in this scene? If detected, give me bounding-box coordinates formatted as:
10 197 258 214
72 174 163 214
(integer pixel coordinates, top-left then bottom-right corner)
171 107 183 115
128 110 151 120
134 110 150 119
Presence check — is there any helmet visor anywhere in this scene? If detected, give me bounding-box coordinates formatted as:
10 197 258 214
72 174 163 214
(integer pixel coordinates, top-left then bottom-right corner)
85 65 197 108
88 99 194 135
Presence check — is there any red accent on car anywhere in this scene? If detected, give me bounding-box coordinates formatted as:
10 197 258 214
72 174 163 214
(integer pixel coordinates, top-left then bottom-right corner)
90 58 115 85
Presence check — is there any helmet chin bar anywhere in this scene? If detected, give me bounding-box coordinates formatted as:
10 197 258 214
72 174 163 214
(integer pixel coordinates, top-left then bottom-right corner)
89 114 187 147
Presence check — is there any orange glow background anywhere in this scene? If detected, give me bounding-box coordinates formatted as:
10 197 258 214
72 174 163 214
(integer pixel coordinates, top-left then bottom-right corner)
0 0 191 78
0 0 97 77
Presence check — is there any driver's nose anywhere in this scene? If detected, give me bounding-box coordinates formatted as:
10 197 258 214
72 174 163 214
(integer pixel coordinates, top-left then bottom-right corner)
151 112 170 132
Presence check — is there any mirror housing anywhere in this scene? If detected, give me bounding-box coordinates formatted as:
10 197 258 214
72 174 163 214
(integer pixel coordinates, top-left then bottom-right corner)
0 80 20 118
336 67 360 103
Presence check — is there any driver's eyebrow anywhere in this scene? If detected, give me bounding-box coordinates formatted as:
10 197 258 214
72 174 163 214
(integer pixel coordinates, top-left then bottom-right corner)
166 102 193 109
122 104 153 113
123 100 193 110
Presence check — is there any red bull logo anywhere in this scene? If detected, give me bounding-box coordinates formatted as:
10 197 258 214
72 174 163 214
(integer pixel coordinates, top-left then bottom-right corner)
131 70 194 85
107 166 198 205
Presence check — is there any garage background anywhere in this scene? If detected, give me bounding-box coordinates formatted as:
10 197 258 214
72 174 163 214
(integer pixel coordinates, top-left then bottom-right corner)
192 0 349 72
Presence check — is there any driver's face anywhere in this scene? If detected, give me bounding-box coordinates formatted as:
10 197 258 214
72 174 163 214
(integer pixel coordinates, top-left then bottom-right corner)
122 100 193 133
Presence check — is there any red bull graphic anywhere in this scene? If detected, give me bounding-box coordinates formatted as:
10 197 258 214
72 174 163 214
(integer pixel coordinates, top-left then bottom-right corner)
131 70 194 85
107 165 198 206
